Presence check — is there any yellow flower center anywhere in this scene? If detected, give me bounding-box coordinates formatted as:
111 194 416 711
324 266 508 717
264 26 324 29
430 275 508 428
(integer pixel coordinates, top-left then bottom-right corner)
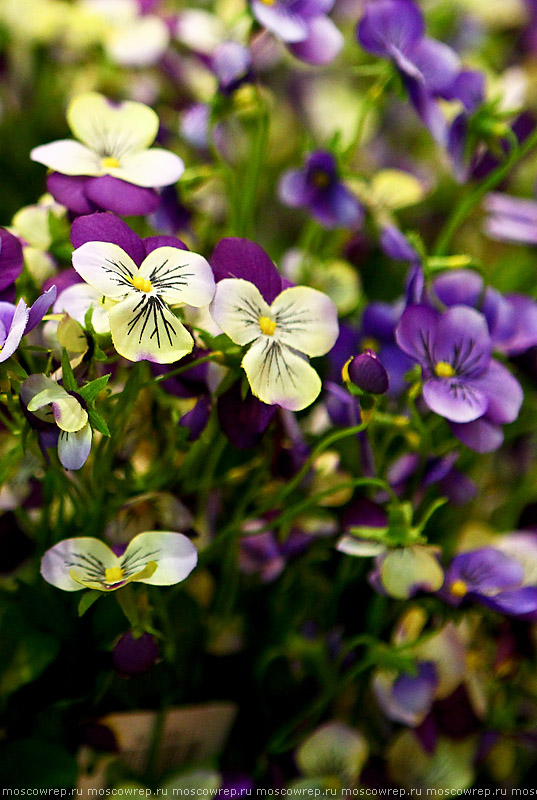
102 156 120 169
105 566 125 584
258 0 275 5
131 275 153 293
312 170 330 188
450 579 467 597
362 336 379 352
435 361 456 378
259 316 277 336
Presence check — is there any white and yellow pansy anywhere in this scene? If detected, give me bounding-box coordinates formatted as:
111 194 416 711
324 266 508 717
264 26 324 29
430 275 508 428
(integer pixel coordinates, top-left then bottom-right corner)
210 279 339 411
31 92 184 189
41 531 198 592
21 374 92 470
71 241 215 363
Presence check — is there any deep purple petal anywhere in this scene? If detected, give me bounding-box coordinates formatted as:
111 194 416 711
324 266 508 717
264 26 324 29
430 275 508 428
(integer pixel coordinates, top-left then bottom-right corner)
362 301 402 342
47 173 96 216
432 306 491 377
347 351 389 394
324 382 360 427
25 286 57 334
448 113 470 183
71 212 146 265
43 268 80 294
404 75 448 145
312 183 363 229
378 343 414 395
179 395 211 441
450 417 504 453
395 303 439 366
0 229 23 293
342 498 388 530
85 175 161 216
423 377 488 422
446 548 524 595
433 270 484 309
469 360 523 424
112 632 160 676
288 15 343 65
409 37 460 95
480 587 537 618
357 0 424 58
217 381 276 449
210 237 282 303
143 235 189 255
439 468 477 506
449 69 486 111
381 226 420 262
392 662 438 717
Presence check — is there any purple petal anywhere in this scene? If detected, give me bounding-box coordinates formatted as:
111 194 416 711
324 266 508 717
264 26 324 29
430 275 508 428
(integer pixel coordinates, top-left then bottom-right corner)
439 469 477 506
395 303 439 366
446 548 524 594
43 268 80 294
84 175 161 216
362 301 401 341
324 382 360 427
311 183 363 229
404 75 448 145
179 395 211 441
450 417 504 453
288 15 344 65
217 381 276 449
0 229 23 293
480 587 537 618
251 1 309 42
433 270 483 308
380 343 414 396
71 212 146 266
423 377 488 422
278 169 314 208
469 360 523 424
448 113 470 183
210 237 282 304
409 37 460 95
432 306 491 377
0 300 29 362
381 225 420 262
387 452 420 489
25 286 57 334
357 0 424 58
498 294 537 355
47 173 96 216
143 235 189 255
392 662 438 717
342 498 388 530
449 69 486 111
213 41 252 92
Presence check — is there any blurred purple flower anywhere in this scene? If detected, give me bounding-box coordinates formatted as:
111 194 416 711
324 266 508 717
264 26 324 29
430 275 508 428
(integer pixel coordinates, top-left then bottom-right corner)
0 228 24 303
279 151 363 230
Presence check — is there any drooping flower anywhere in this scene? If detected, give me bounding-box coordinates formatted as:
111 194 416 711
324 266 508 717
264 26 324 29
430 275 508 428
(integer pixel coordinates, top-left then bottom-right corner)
279 151 363 230
210 270 339 410
31 92 184 216
395 304 523 450
251 0 343 66
71 213 215 363
40 530 197 591
20 374 92 470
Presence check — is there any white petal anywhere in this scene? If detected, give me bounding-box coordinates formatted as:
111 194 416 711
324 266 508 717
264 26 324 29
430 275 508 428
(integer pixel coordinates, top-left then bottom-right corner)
242 338 322 411
139 247 215 307
27 376 68 412
109 293 194 364
210 278 270 346
0 299 29 362
30 140 102 176
21 374 58 423
52 396 88 432
67 92 159 157
41 536 117 591
72 241 138 299
336 536 386 557
112 148 185 188
271 286 339 357
58 422 92 470
122 531 198 585
54 283 111 334
105 16 170 67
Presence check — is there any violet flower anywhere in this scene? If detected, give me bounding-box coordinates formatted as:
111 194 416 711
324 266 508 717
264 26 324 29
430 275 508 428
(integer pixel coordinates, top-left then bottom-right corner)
395 304 523 451
251 0 343 65
239 523 312 582
278 150 363 230
357 0 462 145
0 286 57 365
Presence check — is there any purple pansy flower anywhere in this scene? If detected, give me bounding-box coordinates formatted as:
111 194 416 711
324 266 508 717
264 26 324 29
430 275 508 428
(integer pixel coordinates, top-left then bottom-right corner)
239 522 312 582
395 304 523 450
251 0 343 65
373 661 439 727
357 0 462 145
0 286 57 364
0 228 24 303
279 150 363 230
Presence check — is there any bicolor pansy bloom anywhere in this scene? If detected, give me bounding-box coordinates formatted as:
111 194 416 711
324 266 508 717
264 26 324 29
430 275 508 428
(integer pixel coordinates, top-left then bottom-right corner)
40 531 198 592
20 374 92 470
210 278 339 411
71 227 215 364
30 92 184 216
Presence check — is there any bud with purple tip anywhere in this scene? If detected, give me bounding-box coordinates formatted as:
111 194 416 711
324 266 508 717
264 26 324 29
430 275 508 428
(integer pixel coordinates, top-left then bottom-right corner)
112 632 160 676
344 350 389 395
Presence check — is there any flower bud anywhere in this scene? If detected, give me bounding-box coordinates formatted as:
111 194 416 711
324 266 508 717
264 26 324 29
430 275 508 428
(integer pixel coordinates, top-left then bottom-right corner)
344 350 389 395
112 632 160 676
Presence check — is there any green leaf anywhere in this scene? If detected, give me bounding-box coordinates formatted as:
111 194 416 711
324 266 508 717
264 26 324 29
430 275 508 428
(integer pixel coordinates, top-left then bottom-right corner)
87 407 110 436
79 373 111 403
78 590 102 616
61 348 77 392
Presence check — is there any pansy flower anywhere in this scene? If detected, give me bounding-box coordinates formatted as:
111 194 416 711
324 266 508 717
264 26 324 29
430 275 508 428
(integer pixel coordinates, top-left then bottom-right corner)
251 0 343 66
31 92 184 216
41 530 197 591
71 213 215 363
278 150 363 230
395 305 523 449
210 241 339 411
20 374 92 470
0 286 57 364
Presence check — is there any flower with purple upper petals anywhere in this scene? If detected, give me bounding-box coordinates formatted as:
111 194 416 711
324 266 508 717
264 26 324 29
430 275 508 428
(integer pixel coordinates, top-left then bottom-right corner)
0 286 57 365
442 535 537 619
31 92 184 217
432 268 537 357
0 228 24 303
357 0 462 144
395 304 523 450
279 151 363 230
251 0 343 65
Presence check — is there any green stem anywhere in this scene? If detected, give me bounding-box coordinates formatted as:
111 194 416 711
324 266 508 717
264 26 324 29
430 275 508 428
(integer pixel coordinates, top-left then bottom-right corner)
434 125 537 256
